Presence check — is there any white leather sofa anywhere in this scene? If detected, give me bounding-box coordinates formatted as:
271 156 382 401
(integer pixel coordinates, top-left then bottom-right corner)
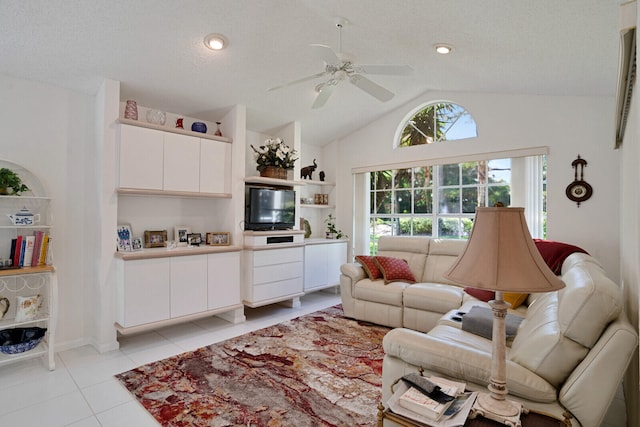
339 236 638 426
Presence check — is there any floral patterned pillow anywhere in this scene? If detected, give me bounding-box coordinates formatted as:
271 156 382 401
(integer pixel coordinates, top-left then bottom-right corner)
15 294 42 323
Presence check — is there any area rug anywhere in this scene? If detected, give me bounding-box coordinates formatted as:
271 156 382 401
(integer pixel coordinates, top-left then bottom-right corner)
115 305 390 427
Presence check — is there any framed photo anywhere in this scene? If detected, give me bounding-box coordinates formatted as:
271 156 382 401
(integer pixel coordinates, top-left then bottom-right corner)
131 237 143 251
208 232 230 246
187 233 202 246
174 226 191 247
144 230 167 248
117 224 133 252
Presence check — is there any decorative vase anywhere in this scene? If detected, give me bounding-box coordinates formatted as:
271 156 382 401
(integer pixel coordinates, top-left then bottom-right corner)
191 122 207 133
260 166 288 179
124 100 138 120
214 122 223 137
146 109 166 125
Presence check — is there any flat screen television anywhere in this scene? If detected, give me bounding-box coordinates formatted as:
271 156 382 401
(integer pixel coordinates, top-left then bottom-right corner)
245 187 296 231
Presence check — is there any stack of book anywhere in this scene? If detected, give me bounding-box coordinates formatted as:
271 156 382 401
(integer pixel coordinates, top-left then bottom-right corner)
388 374 477 427
9 231 51 268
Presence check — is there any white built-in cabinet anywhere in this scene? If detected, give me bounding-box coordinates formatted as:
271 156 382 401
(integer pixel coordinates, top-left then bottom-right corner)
118 121 232 197
304 239 348 292
115 249 243 333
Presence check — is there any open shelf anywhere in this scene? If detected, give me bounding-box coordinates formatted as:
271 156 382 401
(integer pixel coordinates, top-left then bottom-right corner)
244 176 306 187
119 118 232 143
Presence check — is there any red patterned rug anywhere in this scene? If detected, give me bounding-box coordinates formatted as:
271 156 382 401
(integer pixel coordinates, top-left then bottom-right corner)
115 305 390 426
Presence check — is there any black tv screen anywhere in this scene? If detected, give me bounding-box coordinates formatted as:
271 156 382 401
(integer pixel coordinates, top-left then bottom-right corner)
245 187 296 230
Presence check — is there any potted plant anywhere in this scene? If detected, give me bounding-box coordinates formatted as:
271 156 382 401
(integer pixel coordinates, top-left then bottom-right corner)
325 214 347 239
250 138 298 179
0 168 29 195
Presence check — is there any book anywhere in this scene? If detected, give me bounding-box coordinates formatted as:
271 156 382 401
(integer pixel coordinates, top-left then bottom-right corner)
32 231 44 267
22 235 35 266
13 235 23 267
398 386 455 420
9 239 17 266
18 238 26 266
39 234 49 266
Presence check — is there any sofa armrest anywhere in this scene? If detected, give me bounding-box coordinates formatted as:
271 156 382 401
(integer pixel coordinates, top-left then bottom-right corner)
340 262 367 282
382 327 557 403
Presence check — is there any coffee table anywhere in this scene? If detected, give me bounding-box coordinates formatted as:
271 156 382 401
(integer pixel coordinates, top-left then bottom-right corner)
377 403 572 427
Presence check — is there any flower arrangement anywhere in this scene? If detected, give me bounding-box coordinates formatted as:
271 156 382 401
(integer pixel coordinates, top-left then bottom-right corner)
250 138 298 172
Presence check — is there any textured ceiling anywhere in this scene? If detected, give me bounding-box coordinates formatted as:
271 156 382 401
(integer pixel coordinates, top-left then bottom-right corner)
0 0 621 145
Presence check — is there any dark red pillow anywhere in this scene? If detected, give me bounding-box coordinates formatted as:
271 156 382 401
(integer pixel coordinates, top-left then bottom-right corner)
373 256 416 284
464 287 495 302
355 255 382 280
533 239 588 275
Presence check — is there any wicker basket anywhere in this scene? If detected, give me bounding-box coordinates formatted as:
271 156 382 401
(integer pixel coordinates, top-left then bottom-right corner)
260 166 289 180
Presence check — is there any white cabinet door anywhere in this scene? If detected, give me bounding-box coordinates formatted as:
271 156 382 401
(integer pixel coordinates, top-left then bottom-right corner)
200 139 231 194
163 133 200 192
326 241 347 286
119 125 164 190
207 251 241 309
121 258 170 327
304 244 328 290
170 255 208 318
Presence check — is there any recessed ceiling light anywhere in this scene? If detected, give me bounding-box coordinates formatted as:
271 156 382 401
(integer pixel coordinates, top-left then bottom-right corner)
434 44 454 55
204 33 228 51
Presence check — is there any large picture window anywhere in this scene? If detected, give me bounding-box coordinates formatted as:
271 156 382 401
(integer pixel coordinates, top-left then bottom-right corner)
369 159 511 253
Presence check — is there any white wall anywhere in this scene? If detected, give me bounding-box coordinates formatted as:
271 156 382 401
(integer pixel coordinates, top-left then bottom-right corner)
0 73 93 349
332 91 621 281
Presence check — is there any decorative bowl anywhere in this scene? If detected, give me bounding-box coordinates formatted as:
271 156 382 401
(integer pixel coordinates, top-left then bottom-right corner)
0 327 46 354
191 122 207 133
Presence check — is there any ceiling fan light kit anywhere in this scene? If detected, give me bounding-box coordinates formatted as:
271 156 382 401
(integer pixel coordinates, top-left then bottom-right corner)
268 16 413 108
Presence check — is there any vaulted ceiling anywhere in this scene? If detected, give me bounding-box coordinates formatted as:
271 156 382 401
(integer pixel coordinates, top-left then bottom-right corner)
0 0 621 145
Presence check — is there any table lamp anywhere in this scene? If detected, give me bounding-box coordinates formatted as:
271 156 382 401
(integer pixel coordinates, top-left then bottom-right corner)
444 207 565 426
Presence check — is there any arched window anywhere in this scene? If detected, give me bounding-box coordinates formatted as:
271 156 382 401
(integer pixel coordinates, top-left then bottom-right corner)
398 102 477 147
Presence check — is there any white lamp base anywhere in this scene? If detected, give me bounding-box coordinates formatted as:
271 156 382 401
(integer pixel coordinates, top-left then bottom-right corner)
469 392 528 427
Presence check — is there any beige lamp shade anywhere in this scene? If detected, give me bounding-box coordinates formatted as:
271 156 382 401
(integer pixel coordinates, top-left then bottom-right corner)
444 207 565 293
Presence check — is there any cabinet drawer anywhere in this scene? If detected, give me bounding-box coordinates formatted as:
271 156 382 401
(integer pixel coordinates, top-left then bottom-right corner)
253 247 303 267
253 277 303 302
253 261 303 285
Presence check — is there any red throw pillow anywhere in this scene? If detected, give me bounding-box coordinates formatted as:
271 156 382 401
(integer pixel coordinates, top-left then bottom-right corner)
533 239 588 275
373 256 416 284
464 287 495 302
355 255 383 280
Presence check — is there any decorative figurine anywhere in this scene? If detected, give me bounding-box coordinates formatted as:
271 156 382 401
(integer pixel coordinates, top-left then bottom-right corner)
301 159 317 180
319 171 325 182
176 118 184 129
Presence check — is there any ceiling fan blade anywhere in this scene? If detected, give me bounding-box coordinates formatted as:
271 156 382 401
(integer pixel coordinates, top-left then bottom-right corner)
267 71 328 92
349 75 395 102
358 64 413 76
312 83 336 109
310 44 340 64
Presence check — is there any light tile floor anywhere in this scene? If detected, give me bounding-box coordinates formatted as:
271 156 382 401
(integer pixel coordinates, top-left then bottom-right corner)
0 291 627 426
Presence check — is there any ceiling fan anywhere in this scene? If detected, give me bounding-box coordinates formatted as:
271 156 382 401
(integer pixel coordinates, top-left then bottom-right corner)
268 17 413 109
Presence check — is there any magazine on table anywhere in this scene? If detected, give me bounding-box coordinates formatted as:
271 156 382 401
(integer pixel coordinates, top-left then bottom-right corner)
388 377 477 427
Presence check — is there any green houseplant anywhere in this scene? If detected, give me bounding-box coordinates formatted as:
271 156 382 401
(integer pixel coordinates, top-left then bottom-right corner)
0 168 29 195
325 214 347 239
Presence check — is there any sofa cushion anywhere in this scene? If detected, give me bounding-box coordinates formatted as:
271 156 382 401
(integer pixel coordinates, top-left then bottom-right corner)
377 236 430 282
463 288 528 309
355 255 383 280
403 283 465 313
354 278 408 306
374 256 417 284
421 239 467 285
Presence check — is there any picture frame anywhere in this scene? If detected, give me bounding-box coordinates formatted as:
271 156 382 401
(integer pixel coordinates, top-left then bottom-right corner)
144 230 168 248
131 237 143 251
174 226 191 247
208 232 230 246
187 233 202 246
117 224 133 252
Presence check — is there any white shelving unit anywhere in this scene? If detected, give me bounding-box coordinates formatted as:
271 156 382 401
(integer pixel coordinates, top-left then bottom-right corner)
0 160 56 370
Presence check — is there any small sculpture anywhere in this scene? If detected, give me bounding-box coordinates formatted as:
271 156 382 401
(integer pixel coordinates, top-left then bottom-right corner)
176 118 184 129
301 159 317 180
319 171 325 182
